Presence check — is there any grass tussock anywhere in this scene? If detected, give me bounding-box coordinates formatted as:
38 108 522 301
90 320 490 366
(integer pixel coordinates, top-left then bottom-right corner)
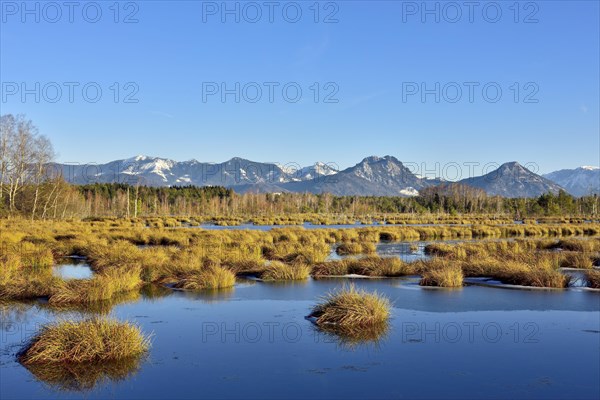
173 266 236 290
18 319 150 365
0 254 58 300
585 270 600 288
559 252 594 269
335 242 376 255
309 285 390 328
260 261 311 281
313 256 412 277
49 268 142 304
419 261 463 287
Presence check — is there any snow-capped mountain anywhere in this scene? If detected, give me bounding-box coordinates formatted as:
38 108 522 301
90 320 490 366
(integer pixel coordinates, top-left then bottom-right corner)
50 156 334 187
458 162 565 198
280 156 438 196
296 162 339 181
543 166 600 196
51 156 586 198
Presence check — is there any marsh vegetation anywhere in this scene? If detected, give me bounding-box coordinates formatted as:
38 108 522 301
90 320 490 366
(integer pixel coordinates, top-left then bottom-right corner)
1 215 599 395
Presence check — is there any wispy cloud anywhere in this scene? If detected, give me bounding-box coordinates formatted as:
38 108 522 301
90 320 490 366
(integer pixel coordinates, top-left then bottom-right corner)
293 35 331 67
340 90 388 110
151 110 174 119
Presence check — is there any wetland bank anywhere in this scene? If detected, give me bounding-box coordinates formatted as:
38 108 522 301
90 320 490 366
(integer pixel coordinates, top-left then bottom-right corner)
1 217 599 399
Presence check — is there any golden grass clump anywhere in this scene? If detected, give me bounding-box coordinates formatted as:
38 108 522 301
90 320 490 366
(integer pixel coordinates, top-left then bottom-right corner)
309 285 390 328
420 261 464 287
559 252 594 269
335 242 376 255
49 267 142 304
173 266 236 290
0 254 58 300
260 261 311 281
557 239 595 252
86 240 143 272
585 270 600 288
18 319 150 365
345 256 411 277
313 256 412 277
490 257 571 288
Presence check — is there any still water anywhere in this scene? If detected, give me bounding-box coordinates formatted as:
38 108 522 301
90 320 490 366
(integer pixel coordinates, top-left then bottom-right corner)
52 258 94 280
1 278 599 399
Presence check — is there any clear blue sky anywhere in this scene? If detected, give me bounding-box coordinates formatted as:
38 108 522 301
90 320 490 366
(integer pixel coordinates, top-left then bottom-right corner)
1 0 598 175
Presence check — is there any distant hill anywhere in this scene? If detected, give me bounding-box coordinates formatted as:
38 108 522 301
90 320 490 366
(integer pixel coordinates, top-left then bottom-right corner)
543 166 600 197
458 162 565 198
51 156 582 198
281 156 436 196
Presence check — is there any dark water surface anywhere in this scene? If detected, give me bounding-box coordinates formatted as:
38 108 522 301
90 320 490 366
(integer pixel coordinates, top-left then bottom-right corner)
1 278 599 399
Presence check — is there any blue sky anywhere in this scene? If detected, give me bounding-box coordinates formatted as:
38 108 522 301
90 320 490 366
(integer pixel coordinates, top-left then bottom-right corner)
1 0 598 175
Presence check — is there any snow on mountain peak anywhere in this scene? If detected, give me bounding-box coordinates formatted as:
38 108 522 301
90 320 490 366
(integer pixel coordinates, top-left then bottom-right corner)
581 166 599 171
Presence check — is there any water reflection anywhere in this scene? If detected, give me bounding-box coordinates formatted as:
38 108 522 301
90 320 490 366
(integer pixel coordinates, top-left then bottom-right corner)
174 286 235 303
52 258 94 280
140 284 174 301
311 321 390 351
41 291 142 316
22 356 145 392
2 277 599 399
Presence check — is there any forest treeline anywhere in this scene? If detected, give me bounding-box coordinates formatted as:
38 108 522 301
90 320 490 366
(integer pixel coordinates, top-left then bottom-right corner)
3 180 598 220
1 114 598 220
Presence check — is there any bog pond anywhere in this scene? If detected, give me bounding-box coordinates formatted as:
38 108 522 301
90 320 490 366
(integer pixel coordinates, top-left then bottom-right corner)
1 274 599 399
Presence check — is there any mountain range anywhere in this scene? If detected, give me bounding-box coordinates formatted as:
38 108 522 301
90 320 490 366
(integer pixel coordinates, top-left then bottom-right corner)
543 166 600 197
50 156 599 198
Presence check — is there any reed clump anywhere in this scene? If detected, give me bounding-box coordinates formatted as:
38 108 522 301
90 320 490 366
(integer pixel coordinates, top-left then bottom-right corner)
260 261 311 281
173 266 236 290
585 270 600 288
309 285 390 328
49 268 142 304
18 319 150 365
0 254 58 300
559 252 594 269
419 260 463 287
335 242 376 255
313 256 412 277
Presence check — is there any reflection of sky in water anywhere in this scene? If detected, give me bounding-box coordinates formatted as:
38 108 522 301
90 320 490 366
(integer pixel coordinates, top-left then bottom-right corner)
52 258 94 280
1 279 599 399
